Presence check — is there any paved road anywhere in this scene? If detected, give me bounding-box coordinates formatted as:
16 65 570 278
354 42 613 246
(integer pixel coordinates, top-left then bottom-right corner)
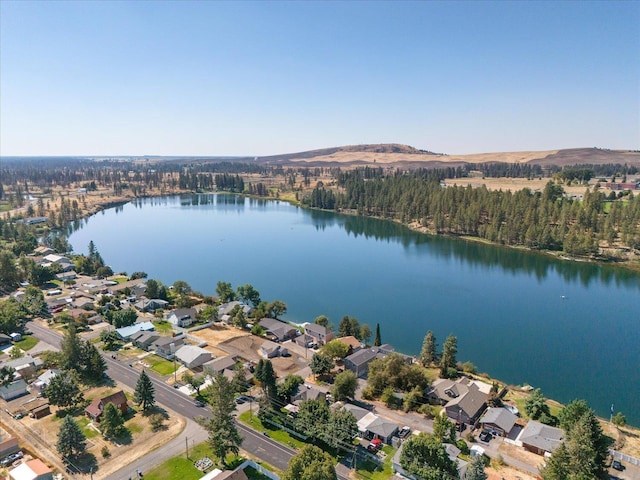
27 321 349 480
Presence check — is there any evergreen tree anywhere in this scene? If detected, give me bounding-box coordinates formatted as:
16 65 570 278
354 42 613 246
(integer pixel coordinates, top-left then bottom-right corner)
57 415 87 459
374 323 381 346
45 371 84 409
100 403 126 439
134 370 156 411
60 323 82 372
419 330 437 366
198 373 242 466
439 334 458 377
79 340 107 382
254 359 277 405
465 454 488 480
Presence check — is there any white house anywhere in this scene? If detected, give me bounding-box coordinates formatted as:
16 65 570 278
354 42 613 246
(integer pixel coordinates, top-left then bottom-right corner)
166 308 197 328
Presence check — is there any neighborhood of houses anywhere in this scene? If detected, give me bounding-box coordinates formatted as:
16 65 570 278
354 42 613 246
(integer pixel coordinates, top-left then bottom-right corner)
0 250 630 480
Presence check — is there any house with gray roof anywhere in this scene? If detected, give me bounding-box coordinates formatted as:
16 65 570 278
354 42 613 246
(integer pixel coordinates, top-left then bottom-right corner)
203 355 237 375
480 407 518 436
290 384 326 405
175 345 212 369
259 340 287 359
516 420 564 456
166 308 197 328
258 318 297 342
134 298 169 313
444 381 488 425
344 348 381 378
31 369 60 394
153 336 184 359
304 323 333 346
337 402 371 422
0 379 28 400
130 330 160 350
218 301 252 319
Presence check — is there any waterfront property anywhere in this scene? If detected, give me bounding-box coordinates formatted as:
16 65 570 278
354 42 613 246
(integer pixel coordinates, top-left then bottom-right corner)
516 420 564 456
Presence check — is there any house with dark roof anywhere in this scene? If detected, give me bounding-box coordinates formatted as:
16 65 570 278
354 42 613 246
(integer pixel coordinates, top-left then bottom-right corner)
130 330 160 350
153 336 184 359
443 381 489 425
304 323 333 346
259 340 287 359
344 348 381 378
85 390 128 421
203 355 237 375
290 384 326 405
134 298 169 313
479 407 518 436
166 308 197 328
516 420 564 456
258 318 297 342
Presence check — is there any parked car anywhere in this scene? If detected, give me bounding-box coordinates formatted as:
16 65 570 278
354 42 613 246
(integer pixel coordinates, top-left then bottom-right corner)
612 460 624 471
194 401 205 407
1 451 23 467
398 426 411 438
479 430 492 442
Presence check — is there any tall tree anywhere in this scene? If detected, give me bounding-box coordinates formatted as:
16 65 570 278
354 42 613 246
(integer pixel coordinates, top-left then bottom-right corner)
236 284 261 308
525 388 552 422
100 403 126 439
134 370 156 411
79 340 107 382
57 416 87 460
281 445 337 480
60 323 82 371
309 353 334 378
420 331 437 366
326 407 359 451
45 371 84 409
216 281 236 303
0 251 20 289
433 414 456 444
465 454 488 480
400 433 458 480
374 323 381 346
439 334 458 378
359 324 372 344
198 373 242 466
0 366 16 389
331 370 358 401
254 359 277 405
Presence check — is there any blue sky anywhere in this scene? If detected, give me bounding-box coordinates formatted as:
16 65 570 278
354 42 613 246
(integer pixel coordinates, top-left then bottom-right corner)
1 1 638 156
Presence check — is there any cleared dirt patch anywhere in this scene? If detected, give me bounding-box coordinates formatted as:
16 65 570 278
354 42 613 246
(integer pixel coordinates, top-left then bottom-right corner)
189 325 250 358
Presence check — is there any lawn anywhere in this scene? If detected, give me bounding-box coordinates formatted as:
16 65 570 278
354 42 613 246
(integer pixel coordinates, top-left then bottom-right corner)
355 445 396 480
144 442 244 480
14 336 39 351
153 320 174 335
76 416 101 439
145 355 177 376
238 411 307 450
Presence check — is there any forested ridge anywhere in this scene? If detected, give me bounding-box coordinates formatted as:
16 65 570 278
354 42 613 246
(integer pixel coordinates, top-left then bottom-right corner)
304 169 640 258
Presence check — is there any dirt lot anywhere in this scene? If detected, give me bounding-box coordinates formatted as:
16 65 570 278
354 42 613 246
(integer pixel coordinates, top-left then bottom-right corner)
189 324 251 358
486 464 537 480
443 176 594 196
4 385 184 480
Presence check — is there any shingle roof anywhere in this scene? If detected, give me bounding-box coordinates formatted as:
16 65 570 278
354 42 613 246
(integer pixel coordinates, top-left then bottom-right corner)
480 407 518 432
518 420 564 453
345 348 378 366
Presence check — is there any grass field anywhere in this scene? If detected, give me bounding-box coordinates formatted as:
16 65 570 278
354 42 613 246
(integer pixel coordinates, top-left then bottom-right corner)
238 411 307 450
355 445 396 480
153 320 174 335
144 355 177 375
144 443 244 480
14 336 39 351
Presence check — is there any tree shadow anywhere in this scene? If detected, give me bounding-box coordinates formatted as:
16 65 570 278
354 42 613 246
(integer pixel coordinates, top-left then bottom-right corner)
71 452 98 474
111 428 132 446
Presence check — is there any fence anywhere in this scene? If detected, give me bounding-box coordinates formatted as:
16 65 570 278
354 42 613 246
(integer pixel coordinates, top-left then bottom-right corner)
236 460 280 480
610 449 640 466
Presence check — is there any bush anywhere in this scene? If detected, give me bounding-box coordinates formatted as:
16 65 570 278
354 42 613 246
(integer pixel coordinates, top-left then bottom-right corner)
456 439 469 455
101 446 111 458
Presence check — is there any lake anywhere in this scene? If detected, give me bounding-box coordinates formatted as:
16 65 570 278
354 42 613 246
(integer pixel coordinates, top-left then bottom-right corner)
68 194 640 425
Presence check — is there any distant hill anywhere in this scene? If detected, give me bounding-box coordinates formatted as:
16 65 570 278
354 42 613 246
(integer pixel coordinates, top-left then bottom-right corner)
254 144 640 168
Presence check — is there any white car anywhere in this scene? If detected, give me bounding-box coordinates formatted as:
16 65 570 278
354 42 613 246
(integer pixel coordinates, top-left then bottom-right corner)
504 404 519 416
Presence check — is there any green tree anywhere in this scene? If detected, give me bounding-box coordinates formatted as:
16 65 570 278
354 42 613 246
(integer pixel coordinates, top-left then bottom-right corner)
79 340 107 382
400 433 458 480
359 324 372 344
198 373 243 466
0 298 23 334
525 388 551 421
296 399 330 440
236 284 261 308
331 370 358 401
60 323 82 371
145 279 161 299
100 402 126 439
338 316 354 337
309 353 334 378
326 407 358 451
433 414 456 444
100 329 121 351
558 399 590 432
0 251 20 289
440 334 458 377
281 445 337 480
267 300 287 319
0 366 16 390
216 281 236 303
374 323 381 346
420 330 437 366
277 374 304 403
254 359 277 405
57 415 87 459
45 371 84 409
314 315 330 329
183 372 205 396
21 285 46 316
612 412 626 429
320 339 350 361
134 370 156 411
108 308 137 329
465 454 488 480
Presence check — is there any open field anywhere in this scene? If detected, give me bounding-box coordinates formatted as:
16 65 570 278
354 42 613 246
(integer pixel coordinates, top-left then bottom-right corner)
190 325 251 358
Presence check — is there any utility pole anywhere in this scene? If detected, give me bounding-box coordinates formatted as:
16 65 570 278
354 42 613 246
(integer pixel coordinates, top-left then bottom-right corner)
185 436 189 459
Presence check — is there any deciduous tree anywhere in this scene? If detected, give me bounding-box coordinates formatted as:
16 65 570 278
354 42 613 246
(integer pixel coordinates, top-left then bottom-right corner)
281 445 337 480
400 433 458 480
331 370 358 401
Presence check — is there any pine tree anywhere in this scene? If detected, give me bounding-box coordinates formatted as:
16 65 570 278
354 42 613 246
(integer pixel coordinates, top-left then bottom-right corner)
100 403 126 439
57 415 87 459
440 334 458 377
419 330 437 366
465 454 488 480
134 370 156 411
374 323 381 346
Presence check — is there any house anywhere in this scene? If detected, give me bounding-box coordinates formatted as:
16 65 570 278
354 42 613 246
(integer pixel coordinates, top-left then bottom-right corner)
304 323 334 346
290 384 325 405
115 321 155 340
259 340 287 359
31 369 60 394
166 308 197 328
41 254 74 271
516 420 564 456
479 407 518 436
334 335 363 354
130 330 160 350
258 318 297 342
71 295 95 309
9 459 53 480
426 377 491 425
217 301 252 319
344 348 381 378
338 402 372 422
153 336 184 359
107 279 147 297
0 334 12 347
33 246 54 256
56 271 77 282
0 379 29 400
2 355 40 380
174 345 212 369
0 437 20 459
134 298 169 312
357 412 399 445
203 355 237 375
85 390 128 421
